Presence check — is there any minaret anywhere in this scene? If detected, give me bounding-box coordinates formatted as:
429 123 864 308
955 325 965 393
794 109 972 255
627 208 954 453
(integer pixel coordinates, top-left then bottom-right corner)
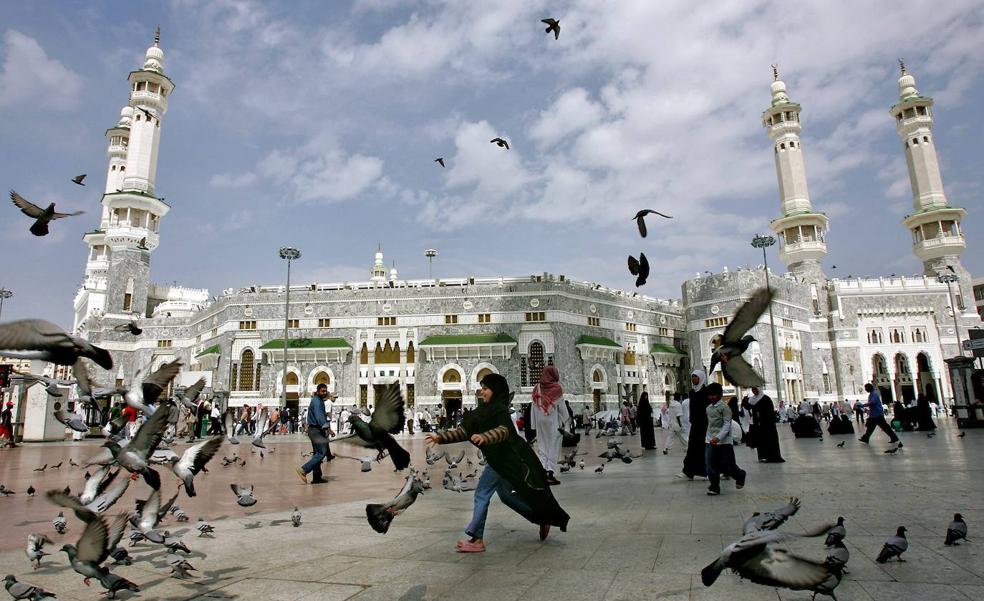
890 60 968 279
389 261 399 283
763 66 829 282
370 246 387 284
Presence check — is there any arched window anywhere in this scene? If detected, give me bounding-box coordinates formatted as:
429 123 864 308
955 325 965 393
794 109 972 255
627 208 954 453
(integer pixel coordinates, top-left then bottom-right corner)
443 369 461 383
528 341 545 387
407 341 415 363
593 369 604 383
359 342 369 364
314 371 330 387
286 372 299 386
239 350 256 391
476 367 494 384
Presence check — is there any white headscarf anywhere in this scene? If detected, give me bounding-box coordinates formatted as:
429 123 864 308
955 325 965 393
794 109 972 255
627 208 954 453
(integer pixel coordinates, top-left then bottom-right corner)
748 387 766 406
691 369 707 392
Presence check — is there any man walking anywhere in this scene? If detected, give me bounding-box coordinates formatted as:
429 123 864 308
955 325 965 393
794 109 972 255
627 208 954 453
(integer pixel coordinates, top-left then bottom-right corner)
859 383 902 447
296 383 335 484
854 399 866 425
704 383 746 496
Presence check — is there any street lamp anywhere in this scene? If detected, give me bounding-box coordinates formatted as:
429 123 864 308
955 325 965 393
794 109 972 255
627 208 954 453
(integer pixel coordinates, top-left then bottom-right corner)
937 270 963 356
424 249 438 280
750 234 783 407
0 288 11 321
278 247 301 409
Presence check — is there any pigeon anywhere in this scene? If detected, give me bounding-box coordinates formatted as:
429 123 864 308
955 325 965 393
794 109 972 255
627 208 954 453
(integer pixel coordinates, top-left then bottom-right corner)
136 237 149 250
541 18 560 39
138 107 155 120
112 322 142 336
175 378 206 413
425 447 446 465
14 372 67 397
884 446 902 455
164 540 190 554
490 137 510 149
129 488 167 544
708 288 775 387
743 497 801 535
70 458 80 467
836 441 845 448
34 465 47 473
60 512 138 596
442 471 474 493
366 470 426 534
167 553 197 579
230 484 257 507
26 485 35 497
125 359 182 415
173 509 189 522
10 190 85 236
444 449 466 469
336 454 377 472
335 381 411 470
3 575 56 601
224 410 240 445
51 462 62 470
825 517 846 546
0 485 14 496
52 512 67 534
54 407 87 433
825 538 850 572
26 533 53 569
0 319 112 369
291 507 301 527
434 158 445 168
72 174 87 186
594 464 604 473
196 518 214 537
169 435 223 497
78 466 118 505
701 524 835 590
959 431 966 438
876 527 908 562
945 513 968 546
579 460 585 470
476 449 486 465
627 253 649 287
632 209 672 237
103 404 170 489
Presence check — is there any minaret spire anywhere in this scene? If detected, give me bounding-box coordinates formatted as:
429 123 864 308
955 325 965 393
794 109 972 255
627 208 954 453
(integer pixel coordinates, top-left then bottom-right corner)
898 57 906 75
772 63 779 81
154 25 160 47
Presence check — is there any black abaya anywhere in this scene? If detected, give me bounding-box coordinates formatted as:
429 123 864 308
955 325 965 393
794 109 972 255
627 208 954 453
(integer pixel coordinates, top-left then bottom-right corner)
682 388 709 477
637 399 656 449
749 395 784 462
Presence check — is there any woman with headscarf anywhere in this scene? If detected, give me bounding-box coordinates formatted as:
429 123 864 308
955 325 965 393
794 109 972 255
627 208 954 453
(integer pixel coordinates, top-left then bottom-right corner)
915 393 937 431
747 386 784 463
531 365 570 485
636 392 656 450
677 369 709 480
426 373 570 552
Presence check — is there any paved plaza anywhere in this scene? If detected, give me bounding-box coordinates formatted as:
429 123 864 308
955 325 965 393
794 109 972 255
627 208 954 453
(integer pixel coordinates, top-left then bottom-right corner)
2 421 984 601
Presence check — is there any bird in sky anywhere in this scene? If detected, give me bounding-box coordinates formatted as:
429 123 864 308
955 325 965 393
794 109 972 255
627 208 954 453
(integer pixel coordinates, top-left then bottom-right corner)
490 137 510 149
627 253 649 287
10 190 85 236
170 435 223 497
112 322 142 336
632 209 672 237
709 288 774 387
434 158 445 168
541 18 560 39
72 174 87 186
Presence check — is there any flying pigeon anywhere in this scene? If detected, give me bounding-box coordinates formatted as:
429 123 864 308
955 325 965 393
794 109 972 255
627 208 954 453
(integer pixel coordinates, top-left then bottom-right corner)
876 527 908 563
34 465 47 473
425 447 446 465
0 319 112 369
627 253 649 287
334 381 411 470
836 441 845 448
103 403 171 489
632 209 672 237
541 18 560 39
112 322 142 336
10 190 84 236
25 533 53 569
701 525 835 590
3 575 56 601
825 517 846 546
138 107 155 120
52 512 67 534
230 484 257 507
366 470 426 534
444 449 465 469
490 137 510 149
14 372 68 397
442 470 475 493
54 407 87 433
434 158 445 168
945 513 968 546
743 497 801 535
72 174 87 186
51 462 62 470
125 359 182 415
170 435 222 497
196 518 214 537
167 553 197 579
129 488 167 544
708 288 774 387
60 512 138 596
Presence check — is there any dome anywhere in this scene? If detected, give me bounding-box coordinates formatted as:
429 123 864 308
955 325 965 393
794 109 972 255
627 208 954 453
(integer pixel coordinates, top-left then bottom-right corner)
118 106 133 125
770 79 789 105
898 73 918 99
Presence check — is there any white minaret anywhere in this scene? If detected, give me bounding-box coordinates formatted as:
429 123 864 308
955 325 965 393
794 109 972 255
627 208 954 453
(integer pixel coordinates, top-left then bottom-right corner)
890 61 967 278
121 27 173 194
370 246 387 284
763 66 828 281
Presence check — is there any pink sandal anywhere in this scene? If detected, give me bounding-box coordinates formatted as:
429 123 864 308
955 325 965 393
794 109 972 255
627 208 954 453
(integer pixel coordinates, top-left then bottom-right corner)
456 540 486 553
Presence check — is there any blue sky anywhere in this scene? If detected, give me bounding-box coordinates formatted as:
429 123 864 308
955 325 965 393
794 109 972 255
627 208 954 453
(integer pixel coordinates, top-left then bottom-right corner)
1 0 982 328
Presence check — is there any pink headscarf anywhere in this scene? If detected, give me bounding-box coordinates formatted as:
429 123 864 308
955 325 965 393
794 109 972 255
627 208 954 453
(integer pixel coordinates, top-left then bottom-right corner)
532 365 563 414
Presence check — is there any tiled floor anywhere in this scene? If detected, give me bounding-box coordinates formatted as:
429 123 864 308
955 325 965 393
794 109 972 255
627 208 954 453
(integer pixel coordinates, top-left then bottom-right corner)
1 420 983 600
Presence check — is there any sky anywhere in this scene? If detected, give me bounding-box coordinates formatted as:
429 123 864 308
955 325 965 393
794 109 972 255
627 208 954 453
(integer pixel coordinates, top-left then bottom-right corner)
0 0 982 328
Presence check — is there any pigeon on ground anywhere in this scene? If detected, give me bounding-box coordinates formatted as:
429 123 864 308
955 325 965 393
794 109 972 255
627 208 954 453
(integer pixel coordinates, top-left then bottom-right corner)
173 509 189 522
442 471 475 493
167 554 196 579
627 253 649 287
541 18 560 39
3 575 56 601
825 538 850 572
701 524 835 590
595 464 604 473
60 512 138 596
10 190 85 236
27 486 35 497
51 462 62 470
291 507 301 527
164 540 190 554
196 518 214 537
490 137 510 149
334 381 411 470
72 174 87 186
0 485 14 496
112 322 142 336
632 209 672 238
945 513 968 546
708 288 774 387
34 465 47 473
743 497 801 535
52 512 67 534
579 460 585 470
959 431 966 438
876 527 908 563
169 435 222 496
825 517 846 546
25 533 53 569
434 158 445 168
366 470 426 534
230 484 256 507
836 441 845 448
0 319 112 369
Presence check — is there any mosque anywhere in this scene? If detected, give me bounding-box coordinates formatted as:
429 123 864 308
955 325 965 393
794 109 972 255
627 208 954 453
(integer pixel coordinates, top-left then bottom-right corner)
67 33 978 420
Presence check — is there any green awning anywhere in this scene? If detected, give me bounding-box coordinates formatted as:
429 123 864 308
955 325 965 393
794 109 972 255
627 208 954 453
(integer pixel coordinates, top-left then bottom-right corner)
576 335 621 348
419 333 517 346
650 343 686 355
195 344 221 358
259 337 351 350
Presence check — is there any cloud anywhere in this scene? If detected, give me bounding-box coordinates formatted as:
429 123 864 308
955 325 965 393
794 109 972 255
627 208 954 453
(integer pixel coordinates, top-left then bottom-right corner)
0 30 82 110
209 172 258 188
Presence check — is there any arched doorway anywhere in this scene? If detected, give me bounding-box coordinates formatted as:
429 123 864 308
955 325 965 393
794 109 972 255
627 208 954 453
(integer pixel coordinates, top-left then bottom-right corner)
285 371 300 408
441 367 464 426
872 354 892 403
916 353 939 403
894 354 914 403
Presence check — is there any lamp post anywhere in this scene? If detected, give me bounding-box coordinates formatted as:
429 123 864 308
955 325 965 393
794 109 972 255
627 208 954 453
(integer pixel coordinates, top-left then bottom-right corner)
0 288 11 321
424 249 438 280
278 247 301 409
937 270 963 356
751 234 783 407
